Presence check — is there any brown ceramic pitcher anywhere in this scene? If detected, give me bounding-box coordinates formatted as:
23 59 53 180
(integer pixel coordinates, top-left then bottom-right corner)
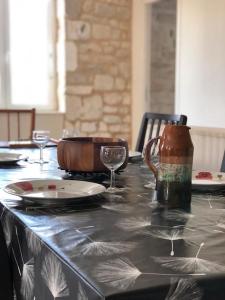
145 124 194 208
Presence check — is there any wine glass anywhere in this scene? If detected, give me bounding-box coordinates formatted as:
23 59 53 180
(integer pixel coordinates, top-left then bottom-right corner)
100 146 126 193
144 154 159 189
32 130 50 164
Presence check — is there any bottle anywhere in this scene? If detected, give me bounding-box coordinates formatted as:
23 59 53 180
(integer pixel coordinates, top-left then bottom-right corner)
145 124 194 209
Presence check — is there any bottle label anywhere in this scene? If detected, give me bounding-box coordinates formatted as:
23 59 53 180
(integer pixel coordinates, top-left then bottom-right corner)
158 163 192 183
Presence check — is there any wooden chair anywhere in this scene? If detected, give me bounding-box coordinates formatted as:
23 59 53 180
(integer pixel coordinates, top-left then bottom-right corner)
0 108 36 141
135 112 187 154
220 151 225 172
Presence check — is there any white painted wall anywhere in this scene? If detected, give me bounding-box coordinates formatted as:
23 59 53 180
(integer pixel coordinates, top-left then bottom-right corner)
176 0 225 128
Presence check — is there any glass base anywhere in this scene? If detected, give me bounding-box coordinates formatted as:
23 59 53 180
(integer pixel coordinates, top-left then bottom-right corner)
144 182 156 189
33 160 49 164
106 187 124 193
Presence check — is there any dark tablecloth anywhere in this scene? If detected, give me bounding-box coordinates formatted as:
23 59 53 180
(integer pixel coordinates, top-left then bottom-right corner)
1 148 225 299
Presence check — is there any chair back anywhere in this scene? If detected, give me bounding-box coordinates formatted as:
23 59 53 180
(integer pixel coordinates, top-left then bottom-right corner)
0 108 36 141
220 151 225 172
135 112 187 154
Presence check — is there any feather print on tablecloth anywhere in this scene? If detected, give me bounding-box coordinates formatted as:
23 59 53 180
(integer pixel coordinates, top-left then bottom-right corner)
165 278 203 300
162 210 194 223
52 214 90 227
1 211 13 248
31 224 65 238
25 227 42 255
143 225 197 256
153 255 225 275
94 257 207 291
55 229 87 252
153 242 225 275
94 258 141 290
101 203 133 213
78 282 88 300
116 217 151 231
14 227 35 299
72 241 137 256
20 258 34 300
41 252 69 299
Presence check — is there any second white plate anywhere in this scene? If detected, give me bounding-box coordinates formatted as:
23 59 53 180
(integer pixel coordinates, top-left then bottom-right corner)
4 179 106 205
192 171 225 191
0 152 25 164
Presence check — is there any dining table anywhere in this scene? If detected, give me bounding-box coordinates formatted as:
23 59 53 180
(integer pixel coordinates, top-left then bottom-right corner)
1 146 225 299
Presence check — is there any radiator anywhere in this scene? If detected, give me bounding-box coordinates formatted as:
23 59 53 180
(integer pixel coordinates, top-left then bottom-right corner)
191 126 225 171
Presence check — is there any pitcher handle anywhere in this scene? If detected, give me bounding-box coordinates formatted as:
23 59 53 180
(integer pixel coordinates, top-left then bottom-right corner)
144 136 160 179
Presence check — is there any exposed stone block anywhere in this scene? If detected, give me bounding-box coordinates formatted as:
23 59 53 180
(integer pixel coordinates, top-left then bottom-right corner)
115 78 126 90
115 6 131 20
118 106 129 114
66 95 82 121
66 42 78 71
122 93 130 105
116 48 129 58
81 122 97 133
94 3 116 18
123 115 131 123
111 29 121 40
65 0 82 19
103 115 121 124
103 106 118 113
83 0 94 13
110 19 120 28
99 122 108 132
79 43 102 54
66 71 93 85
109 124 121 132
119 61 131 79
66 85 93 95
66 20 91 40
82 95 103 120
94 75 114 91
120 124 130 133
92 24 111 39
104 92 122 105
91 132 111 138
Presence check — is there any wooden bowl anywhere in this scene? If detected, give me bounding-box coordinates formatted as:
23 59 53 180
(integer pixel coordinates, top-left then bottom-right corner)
57 137 129 173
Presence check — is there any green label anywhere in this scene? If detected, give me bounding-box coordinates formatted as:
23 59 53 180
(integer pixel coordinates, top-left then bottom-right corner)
158 163 192 183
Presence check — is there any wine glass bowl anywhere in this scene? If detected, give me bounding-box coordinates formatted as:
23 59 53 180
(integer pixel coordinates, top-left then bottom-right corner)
32 130 50 164
100 146 127 193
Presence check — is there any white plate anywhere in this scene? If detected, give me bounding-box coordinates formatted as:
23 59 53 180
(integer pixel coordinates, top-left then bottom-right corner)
129 151 142 160
192 171 225 191
4 179 106 205
0 152 25 164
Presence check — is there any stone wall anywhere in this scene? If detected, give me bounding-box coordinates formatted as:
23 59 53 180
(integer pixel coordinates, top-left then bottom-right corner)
150 0 176 113
63 0 132 145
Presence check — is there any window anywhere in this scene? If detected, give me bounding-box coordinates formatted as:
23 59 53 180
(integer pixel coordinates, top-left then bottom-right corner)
0 0 57 110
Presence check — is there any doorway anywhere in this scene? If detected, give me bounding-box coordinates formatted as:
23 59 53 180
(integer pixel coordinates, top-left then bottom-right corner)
132 0 177 148
149 0 177 114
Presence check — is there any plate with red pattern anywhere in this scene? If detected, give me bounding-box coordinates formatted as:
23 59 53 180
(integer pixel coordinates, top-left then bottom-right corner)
4 179 106 205
192 171 225 191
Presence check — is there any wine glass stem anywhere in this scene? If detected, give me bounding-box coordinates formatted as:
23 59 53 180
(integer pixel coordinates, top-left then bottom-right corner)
40 146 44 164
110 169 115 189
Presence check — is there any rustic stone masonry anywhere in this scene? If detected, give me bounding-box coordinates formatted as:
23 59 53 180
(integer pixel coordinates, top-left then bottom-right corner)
63 0 132 145
150 0 176 114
